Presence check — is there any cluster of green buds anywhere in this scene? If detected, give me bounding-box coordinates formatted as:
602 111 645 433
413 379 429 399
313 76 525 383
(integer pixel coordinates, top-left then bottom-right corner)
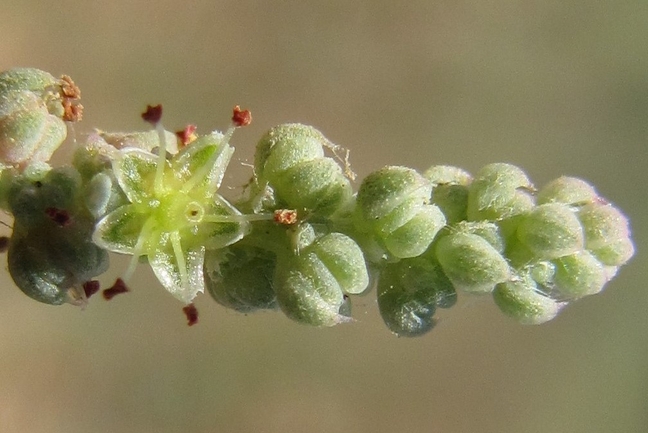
0 68 635 335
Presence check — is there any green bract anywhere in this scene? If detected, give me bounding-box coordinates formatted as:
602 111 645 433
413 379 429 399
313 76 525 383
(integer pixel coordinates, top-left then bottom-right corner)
93 131 248 303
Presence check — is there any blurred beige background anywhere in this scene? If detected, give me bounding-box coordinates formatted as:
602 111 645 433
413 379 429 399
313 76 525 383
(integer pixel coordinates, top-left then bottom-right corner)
1 1 647 432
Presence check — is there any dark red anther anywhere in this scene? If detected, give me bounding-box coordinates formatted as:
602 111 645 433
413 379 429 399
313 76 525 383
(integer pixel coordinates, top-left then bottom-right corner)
142 104 163 125
103 278 130 300
45 207 71 226
232 105 252 127
182 303 199 326
82 280 101 299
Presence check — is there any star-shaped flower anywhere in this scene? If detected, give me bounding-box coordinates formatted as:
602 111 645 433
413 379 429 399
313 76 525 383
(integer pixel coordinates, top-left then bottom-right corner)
92 119 249 303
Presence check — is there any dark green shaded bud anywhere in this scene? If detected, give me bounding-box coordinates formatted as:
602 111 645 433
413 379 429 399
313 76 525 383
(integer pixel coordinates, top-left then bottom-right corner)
493 278 562 325
436 232 510 293
377 253 456 337
552 251 609 299
8 220 109 305
254 124 353 216
467 163 535 221
356 166 446 259
537 176 598 206
516 203 584 260
204 245 277 313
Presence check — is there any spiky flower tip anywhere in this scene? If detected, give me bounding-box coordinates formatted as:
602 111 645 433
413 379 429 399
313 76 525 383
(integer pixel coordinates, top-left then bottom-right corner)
91 105 267 304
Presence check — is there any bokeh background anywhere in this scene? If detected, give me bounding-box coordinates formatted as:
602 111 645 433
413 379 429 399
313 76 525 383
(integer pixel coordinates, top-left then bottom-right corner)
1 1 647 432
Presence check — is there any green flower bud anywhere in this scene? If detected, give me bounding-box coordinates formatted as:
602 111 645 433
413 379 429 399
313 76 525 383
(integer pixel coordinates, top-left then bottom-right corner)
578 203 630 250
356 166 446 259
552 251 609 299
516 203 584 260
493 278 562 325
204 245 277 313
0 68 82 166
254 124 353 216
537 176 598 206
591 237 634 267
274 230 368 326
467 163 535 221
436 232 510 293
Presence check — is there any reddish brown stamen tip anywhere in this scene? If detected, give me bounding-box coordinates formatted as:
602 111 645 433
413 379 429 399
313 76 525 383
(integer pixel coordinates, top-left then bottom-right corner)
59 76 83 122
232 105 252 127
183 303 199 326
82 280 101 299
176 124 198 147
274 209 298 225
103 278 130 300
45 207 71 226
60 75 81 98
142 104 163 125
62 100 83 122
